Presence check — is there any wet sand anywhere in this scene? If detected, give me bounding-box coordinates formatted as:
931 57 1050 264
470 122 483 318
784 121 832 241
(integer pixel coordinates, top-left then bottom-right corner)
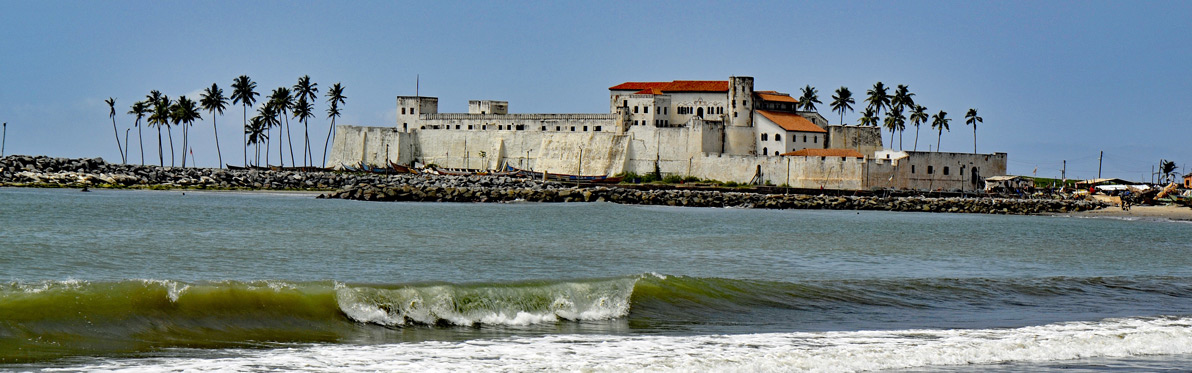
1065 204 1192 222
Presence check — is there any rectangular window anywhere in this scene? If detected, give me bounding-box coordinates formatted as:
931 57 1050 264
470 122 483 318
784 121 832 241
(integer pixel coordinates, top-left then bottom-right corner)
927 166 934 174
594 126 602 131
644 106 649 114
516 124 525 131
911 165 916 173
943 167 950 175
468 125 473 130
455 125 460 130
634 106 639 113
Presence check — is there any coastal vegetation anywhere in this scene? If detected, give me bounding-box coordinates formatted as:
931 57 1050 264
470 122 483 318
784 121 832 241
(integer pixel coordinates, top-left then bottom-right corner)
788 81 983 153
107 76 344 169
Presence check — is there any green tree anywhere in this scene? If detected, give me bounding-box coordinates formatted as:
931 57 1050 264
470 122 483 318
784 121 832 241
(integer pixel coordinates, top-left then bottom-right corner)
128 100 148 165
909 105 928 151
230 75 259 167
858 107 878 128
884 106 905 150
200 83 229 168
322 83 346 167
269 87 295 167
865 82 890 116
246 114 268 166
292 97 314 167
830 86 854 125
293 75 318 167
798 85 821 112
259 101 280 166
105 97 125 163
146 92 172 167
931 110 950 152
1160 159 1179 184
171 96 202 167
965 108 982 154
891 84 915 114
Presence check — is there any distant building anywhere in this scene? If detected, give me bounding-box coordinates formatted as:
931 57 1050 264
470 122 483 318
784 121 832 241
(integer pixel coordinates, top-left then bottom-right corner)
330 76 1007 191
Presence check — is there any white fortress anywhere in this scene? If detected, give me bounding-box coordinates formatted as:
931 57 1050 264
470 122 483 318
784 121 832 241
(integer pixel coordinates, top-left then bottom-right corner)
328 76 1006 191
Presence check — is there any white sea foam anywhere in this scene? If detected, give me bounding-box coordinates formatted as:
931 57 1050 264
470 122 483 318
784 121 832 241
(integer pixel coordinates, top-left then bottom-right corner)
334 279 635 327
55 316 1192 372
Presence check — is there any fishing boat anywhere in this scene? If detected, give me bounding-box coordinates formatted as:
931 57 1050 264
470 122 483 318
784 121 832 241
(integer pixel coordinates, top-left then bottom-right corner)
504 165 623 183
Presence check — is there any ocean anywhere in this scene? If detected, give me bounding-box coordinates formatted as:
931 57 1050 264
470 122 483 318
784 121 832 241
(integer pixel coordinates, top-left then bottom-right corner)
2 187 1191 372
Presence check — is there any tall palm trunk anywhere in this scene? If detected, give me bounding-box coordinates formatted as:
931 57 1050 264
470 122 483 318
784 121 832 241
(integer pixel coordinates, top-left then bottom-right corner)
937 129 943 152
181 125 188 168
265 127 271 167
973 128 977 154
157 128 164 167
110 117 124 163
303 120 310 168
242 104 248 167
285 115 295 167
212 116 223 168
137 122 144 166
322 118 335 168
167 126 175 167
913 127 920 151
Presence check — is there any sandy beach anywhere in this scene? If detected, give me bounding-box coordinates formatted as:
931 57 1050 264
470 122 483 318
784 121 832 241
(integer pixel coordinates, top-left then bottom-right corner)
1064 204 1192 222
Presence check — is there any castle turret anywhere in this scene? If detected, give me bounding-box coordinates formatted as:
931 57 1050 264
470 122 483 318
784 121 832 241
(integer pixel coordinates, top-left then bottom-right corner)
396 96 438 131
728 76 754 127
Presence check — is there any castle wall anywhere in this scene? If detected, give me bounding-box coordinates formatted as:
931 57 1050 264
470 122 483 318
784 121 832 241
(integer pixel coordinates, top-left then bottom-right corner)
865 151 1008 192
827 125 883 156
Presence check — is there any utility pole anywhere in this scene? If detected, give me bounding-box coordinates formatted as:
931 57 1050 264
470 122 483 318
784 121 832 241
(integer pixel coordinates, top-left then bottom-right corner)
1061 160 1066 184
1097 151 1103 179
1 122 6 157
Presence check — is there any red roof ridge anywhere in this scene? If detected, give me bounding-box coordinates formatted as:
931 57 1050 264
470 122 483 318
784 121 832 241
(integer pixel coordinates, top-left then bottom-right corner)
757 110 826 133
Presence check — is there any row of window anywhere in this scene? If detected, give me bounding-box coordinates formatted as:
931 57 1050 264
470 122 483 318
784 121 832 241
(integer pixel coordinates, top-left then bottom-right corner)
910 165 965 176
417 124 604 132
761 133 818 143
631 106 670 115
632 120 671 126
676 106 725 115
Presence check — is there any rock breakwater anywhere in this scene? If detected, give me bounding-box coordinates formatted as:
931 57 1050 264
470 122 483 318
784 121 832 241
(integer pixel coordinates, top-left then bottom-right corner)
1 155 1104 215
323 182 1104 215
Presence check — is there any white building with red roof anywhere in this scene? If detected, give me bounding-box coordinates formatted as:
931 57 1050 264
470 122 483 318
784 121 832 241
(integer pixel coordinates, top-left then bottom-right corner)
328 76 1006 192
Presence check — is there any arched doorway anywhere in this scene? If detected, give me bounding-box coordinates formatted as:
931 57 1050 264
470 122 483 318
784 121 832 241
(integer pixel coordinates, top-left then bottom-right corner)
696 107 704 118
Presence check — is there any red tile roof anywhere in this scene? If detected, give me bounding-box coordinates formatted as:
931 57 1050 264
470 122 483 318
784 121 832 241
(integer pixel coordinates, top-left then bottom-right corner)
661 80 729 92
757 110 826 133
633 88 664 95
755 91 798 103
610 80 729 92
609 82 669 91
781 148 866 158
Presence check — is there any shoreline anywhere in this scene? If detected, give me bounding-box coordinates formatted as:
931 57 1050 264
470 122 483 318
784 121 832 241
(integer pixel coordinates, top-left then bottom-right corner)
1057 205 1192 222
1 154 1110 215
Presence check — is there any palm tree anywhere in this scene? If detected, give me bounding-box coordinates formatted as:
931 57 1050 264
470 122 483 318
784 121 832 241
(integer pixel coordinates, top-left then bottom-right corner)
147 92 173 167
909 105 928 151
931 110 950 152
258 102 279 166
293 75 318 167
269 87 294 167
171 96 202 167
128 100 148 165
230 75 259 167
965 108 982 154
291 97 315 167
322 82 346 167
798 85 821 112
105 97 125 163
246 115 268 167
830 87 854 125
858 107 878 128
200 83 229 168
1160 160 1179 184
865 82 890 116
891 84 915 114
883 106 905 150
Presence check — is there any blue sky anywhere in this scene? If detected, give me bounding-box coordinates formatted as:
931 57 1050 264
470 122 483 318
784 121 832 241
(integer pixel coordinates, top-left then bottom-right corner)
1 0 1189 181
